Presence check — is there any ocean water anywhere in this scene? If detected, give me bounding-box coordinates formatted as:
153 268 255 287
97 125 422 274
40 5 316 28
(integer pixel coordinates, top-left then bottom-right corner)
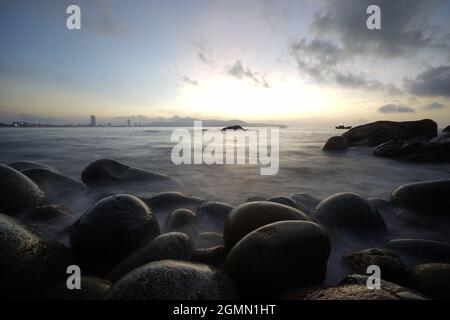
1 126 449 205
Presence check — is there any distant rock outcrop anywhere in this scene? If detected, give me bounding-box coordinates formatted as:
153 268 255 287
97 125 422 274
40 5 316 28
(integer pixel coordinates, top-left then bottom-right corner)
221 125 247 131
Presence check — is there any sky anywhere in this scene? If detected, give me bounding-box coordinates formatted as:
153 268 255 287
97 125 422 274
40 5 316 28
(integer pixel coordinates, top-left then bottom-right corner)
1 0 450 126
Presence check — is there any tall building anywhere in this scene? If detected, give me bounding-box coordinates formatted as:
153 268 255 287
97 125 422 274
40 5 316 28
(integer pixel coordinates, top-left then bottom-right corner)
90 115 96 127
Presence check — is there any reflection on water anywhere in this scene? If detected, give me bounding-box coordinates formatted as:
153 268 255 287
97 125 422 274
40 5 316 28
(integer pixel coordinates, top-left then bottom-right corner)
1 126 450 205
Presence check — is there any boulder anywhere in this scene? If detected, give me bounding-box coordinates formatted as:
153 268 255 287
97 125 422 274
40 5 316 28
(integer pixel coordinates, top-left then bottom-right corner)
443 126 450 133
303 284 406 300
192 246 227 267
384 239 450 267
223 201 309 250
196 201 234 232
225 221 331 296
166 208 198 238
0 164 45 216
342 119 437 147
25 204 75 225
375 140 450 162
391 180 450 215
106 260 238 300
407 263 450 299
322 136 348 151
70 194 160 264
343 248 406 283
22 168 86 199
266 196 299 209
0 213 76 299
7 161 56 172
109 232 194 281
81 159 180 190
313 193 386 237
291 193 320 214
143 192 206 215
43 276 111 300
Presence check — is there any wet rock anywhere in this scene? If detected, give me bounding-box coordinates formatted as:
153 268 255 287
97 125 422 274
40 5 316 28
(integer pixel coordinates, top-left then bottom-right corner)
384 239 450 267
443 126 450 133
192 246 227 267
221 125 246 131
106 260 238 300
70 194 161 264
342 119 437 147
0 213 76 299
8 160 56 172
22 168 86 199
266 196 299 209
196 201 234 232
313 193 386 237
291 193 320 214
375 139 450 162
166 208 198 238
196 232 224 249
109 232 194 281
223 201 309 250
81 159 180 191
322 136 348 151
43 276 111 300
343 248 406 283
225 221 330 296
143 192 206 215
407 263 450 299
391 180 450 215
0 164 45 216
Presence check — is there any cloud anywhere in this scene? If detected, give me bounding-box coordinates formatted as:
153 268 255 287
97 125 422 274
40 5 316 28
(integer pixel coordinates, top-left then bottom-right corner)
422 102 447 110
378 104 415 113
180 76 199 86
405 66 450 97
310 0 448 58
192 39 215 66
226 60 270 88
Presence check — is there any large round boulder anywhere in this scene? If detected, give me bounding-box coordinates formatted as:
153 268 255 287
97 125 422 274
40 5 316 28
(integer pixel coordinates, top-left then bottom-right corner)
391 180 450 215
0 164 45 216
166 208 198 238
407 263 450 299
225 221 330 296
384 239 450 267
322 136 348 151
223 201 309 250
106 260 238 300
313 193 386 237
109 232 194 281
43 276 111 300
0 213 75 299
70 194 160 264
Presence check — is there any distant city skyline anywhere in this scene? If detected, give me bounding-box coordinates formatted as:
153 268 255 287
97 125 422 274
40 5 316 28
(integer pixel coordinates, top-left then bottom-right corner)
1 0 450 125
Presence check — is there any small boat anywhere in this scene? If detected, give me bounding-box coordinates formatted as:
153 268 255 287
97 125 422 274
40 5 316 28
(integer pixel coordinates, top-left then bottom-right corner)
335 124 352 129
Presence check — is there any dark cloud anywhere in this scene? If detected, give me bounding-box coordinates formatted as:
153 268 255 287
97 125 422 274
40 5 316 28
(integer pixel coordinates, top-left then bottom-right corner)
180 76 198 86
311 0 448 57
227 60 270 88
192 39 214 66
378 104 415 113
405 66 450 97
422 102 447 110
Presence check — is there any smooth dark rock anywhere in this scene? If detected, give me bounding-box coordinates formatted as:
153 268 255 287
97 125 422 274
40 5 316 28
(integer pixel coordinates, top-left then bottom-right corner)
223 201 309 250
192 246 227 267
322 136 348 151
165 208 198 238
342 119 437 147
25 204 75 225
109 232 194 281
407 263 450 299
143 192 206 214
266 196 299 209
196 201 234 232
70 194 160 264
225 221 330 296
391 180 450 215
313 193 386 237
106 260 238 300
0 164 45 216
384 239 450 267
443 126 450 133
43 276 111 300
343 248 406 283
0 213 75 299
221 125 246 131
196 232 224 249
291 193 320 214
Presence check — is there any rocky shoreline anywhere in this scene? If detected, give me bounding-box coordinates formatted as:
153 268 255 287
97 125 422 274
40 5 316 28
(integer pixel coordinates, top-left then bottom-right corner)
1 151 450 300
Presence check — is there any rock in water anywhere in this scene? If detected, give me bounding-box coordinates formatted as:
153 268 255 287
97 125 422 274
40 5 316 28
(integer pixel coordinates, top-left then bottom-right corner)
342 119 437 147
322 136 348 151
143 192 206 215
391 180 450 215
109 232 194 281
192 246 227 267
291 193 320 214
343 248 406 284
70 194 160 264
223 201 309 250
7 160 56 172
443 126 450 133
43 276 111 300
407 263 450 299
0 164 45 216
0 213 75 299
166 208 198 238
22 168 86 199
106 260 238 300
384 239 450 267
225 221 330 296
81 159 180 190
313 193 386 237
